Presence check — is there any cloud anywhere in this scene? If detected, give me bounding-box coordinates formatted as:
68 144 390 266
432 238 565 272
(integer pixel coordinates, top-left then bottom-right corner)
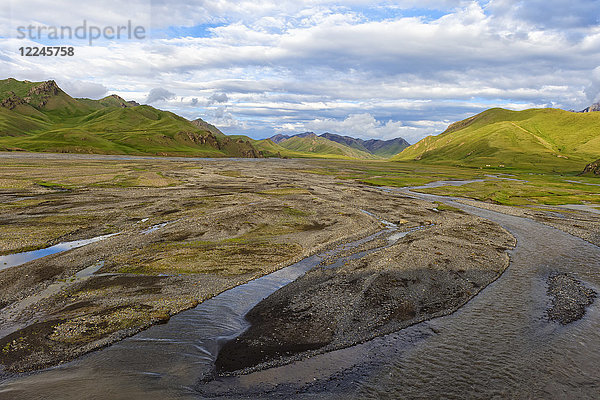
487 0 600 29
208 93 229 104
190 97 199 106
584 67 600 103
58 80 107 99
278 113 449 143
145 87 176 103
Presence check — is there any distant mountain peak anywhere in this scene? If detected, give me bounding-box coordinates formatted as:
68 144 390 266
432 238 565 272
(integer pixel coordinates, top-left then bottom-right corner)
580 102 600 113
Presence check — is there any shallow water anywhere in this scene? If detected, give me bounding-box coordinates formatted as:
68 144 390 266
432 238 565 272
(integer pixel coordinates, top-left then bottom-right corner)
486 174 529 182
0 233 118 271
406 179 485 190
555 203 600 215
564 179 600 187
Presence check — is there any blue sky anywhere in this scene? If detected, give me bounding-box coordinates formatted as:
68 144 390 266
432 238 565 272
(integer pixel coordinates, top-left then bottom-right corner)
1 0 600 143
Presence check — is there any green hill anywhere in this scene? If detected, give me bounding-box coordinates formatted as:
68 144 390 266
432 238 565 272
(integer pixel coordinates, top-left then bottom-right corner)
247 138 339 159
319 133 409 157
0 78 260 158
394 108 600 172
269 132 409 158
273 134 377 159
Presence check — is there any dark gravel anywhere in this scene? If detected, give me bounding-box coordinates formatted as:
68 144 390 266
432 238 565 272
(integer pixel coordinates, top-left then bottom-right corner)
547 273 596 324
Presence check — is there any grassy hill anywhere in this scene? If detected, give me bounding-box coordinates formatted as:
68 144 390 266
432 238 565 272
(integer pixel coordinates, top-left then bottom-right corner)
0 78 260 157
272 134 377 159
320 133 409 158
270 132 409 159
394 108 600 172
247 138 351 159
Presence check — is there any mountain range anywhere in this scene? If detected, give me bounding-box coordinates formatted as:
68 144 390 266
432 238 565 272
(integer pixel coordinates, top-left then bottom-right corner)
269 132 410 158
0 78 410 160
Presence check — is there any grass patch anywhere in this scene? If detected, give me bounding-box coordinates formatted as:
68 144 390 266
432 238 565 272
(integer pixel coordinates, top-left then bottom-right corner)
117 239 301 275
216 170 244 178
417 176 600 206
433 201 462 212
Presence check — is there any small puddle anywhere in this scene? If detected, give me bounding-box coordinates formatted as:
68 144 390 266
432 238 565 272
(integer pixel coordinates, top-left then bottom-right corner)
0 234 118 272
0 261 110 340
141 220 177 234
322 212 431 269
75 261 105 278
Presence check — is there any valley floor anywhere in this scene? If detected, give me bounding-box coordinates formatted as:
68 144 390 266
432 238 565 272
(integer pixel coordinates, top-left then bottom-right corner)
0 153 598 382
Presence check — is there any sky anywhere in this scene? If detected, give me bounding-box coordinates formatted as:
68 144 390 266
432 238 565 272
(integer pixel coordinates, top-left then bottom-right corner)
1 0 600 143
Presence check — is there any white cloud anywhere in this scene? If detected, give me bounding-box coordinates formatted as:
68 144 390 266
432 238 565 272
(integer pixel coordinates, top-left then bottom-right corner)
145 87 176 103
57 79 107 99
278 113 450 143
584 67 600 103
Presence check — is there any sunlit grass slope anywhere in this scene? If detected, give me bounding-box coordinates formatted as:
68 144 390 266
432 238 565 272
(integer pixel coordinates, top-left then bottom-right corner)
395 108 600 173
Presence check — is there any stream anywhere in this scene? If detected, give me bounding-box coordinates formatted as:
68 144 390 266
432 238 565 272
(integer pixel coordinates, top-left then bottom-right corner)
0 234 118 272
1 181 599 399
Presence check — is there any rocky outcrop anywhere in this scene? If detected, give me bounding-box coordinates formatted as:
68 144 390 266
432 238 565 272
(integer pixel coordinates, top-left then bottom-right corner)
27 80 60 97
177 131 262 157
579 159 600 176
0 82 60 110
190 118 225 137
0 91 26 110
580 102 600 113
22 80 62 108
179 131 221 149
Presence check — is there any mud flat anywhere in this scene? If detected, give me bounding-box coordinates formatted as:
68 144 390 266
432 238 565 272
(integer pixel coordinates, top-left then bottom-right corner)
0 154 376 373
0 153 512 375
